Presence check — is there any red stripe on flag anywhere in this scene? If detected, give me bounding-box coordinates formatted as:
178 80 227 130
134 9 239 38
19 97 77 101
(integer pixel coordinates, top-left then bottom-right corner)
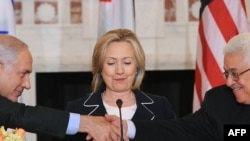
240 0 247 14
195 63 202 103
209 0 238 42
199 20 225 88
193 0 249 112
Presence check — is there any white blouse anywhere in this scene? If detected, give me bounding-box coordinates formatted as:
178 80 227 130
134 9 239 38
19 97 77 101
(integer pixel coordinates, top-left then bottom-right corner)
103 101 137 120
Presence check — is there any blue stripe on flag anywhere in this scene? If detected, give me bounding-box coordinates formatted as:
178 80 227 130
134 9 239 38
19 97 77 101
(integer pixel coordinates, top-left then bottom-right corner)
0 31 8 34
0 0 16 35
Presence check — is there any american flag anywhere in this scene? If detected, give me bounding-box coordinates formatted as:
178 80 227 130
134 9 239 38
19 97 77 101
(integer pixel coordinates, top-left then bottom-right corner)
0 0 15 35
98 0 135 38
193 0 249 112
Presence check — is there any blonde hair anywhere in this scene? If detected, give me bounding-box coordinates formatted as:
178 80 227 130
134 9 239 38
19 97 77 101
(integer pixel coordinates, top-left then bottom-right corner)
91 29 145 93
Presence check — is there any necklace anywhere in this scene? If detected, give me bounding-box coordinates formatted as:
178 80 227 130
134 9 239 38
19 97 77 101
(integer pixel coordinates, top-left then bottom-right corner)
101 91 135 103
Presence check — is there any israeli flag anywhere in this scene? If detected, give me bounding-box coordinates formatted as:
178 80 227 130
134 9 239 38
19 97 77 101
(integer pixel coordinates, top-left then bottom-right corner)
0 0 15 35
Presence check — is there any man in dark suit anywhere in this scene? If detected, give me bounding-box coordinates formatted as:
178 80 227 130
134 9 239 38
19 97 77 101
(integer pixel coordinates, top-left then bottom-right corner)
0 95 112 139
0 34 114 141
106 32 250 141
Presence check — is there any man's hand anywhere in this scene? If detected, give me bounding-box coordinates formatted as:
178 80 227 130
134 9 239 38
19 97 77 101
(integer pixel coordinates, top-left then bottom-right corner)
79 115 119 141
105 114 129 141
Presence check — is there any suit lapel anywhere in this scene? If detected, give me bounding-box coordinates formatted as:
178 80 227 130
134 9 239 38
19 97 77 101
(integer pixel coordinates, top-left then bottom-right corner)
81 90 156 119
83 92 107 115
133 90 155 120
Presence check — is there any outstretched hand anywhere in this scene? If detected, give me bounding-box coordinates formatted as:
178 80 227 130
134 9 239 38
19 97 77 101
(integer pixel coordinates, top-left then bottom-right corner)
79 115 118 141
105 114 129 141
84 114 129 141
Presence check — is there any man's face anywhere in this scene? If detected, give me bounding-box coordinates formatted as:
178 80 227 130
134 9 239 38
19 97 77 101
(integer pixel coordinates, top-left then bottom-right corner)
224 51 250 104
0 49 33 102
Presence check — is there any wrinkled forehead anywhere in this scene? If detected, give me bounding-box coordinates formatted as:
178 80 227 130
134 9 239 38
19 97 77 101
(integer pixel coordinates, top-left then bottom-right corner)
5 49 32 70
224 51 247 70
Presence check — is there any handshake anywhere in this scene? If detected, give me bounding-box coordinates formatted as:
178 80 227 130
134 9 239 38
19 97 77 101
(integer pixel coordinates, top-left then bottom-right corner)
79 114 129 141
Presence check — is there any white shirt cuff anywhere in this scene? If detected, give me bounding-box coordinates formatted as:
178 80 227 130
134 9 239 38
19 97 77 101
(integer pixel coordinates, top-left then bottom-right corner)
66 113 80 135
127 120 136 139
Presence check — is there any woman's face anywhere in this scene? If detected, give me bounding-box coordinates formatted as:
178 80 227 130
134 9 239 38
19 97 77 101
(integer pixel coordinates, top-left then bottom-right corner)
102 41 137 93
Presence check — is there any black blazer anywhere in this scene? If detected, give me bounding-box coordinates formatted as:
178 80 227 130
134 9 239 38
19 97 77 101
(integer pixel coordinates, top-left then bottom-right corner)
65 89 176 140
133 85 250 141
0 95 69 138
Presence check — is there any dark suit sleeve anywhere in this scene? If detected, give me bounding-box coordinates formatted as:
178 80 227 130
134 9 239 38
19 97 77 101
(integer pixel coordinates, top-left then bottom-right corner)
133 88 221 141
0 96 69 138
133 111 216 141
